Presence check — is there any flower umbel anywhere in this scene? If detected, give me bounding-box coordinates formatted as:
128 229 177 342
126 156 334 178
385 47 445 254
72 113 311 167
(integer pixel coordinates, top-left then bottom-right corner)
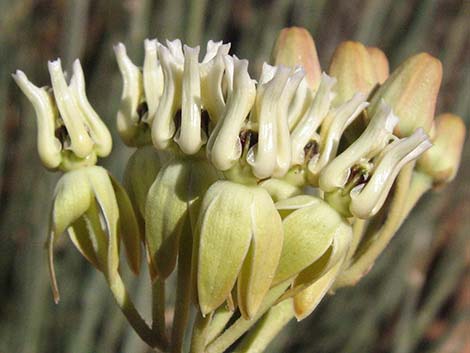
13 26 465 353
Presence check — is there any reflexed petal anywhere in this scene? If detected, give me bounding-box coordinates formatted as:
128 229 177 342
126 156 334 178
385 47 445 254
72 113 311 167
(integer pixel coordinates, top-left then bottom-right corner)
237 187 283 319
110 174 142 275
196 181 253 316
146 158 218 279
273 198 344 285
293 259 343 320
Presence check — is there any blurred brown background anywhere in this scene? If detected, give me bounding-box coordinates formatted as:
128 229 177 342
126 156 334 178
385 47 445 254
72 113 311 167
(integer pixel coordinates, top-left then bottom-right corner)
0 0 468 352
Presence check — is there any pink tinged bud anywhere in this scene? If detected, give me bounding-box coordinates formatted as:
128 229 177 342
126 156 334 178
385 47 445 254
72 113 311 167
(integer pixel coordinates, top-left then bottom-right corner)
271 27 322 90
368 53 443 137
367 47 389 84
328 41 379 106
417 113 466 186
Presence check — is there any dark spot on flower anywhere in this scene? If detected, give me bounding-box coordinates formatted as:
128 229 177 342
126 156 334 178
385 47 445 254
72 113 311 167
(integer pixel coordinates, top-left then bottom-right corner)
55 125 70 149
136 102 149 122
304 140 318 163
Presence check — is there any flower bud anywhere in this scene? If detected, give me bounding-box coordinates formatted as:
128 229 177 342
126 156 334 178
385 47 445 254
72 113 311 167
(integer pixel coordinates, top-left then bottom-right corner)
417 113 466 186
368 53 442 137
146 158 218 279
271 27 322 90
367 47 389 84
328 41 379 106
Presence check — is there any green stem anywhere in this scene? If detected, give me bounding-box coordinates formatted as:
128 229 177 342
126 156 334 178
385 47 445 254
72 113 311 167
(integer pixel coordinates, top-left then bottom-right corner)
206 306 235 345
335 163 419 287
170 223 194 353
344 218 367 267
206 282 290 353
152 277 168 345
401 171 433 217
233 299 294 353
190 312 213 353
106 271 166 351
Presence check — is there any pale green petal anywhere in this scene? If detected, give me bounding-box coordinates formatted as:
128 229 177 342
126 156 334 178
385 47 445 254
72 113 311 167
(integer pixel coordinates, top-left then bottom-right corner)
110 174 142 275
293 258 343 320
146 160 191 278
237 187 283 319
146 158 218 279
123 146 162 222
273 199 345 285
86 166 120 277
286 220 352 299
259 178 302 203
67 217 100 270
197 181 253 316
52 169 93 236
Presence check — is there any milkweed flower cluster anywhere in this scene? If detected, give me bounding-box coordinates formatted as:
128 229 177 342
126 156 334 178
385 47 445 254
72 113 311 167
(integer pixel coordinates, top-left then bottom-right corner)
13 27 465 353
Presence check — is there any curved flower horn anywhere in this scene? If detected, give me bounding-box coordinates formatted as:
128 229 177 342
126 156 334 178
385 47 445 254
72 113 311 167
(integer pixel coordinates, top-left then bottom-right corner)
114 43 150 146
319 100 399 192
143 39 164 123
350 128 432 218
13 59 112 171
206 57 256 171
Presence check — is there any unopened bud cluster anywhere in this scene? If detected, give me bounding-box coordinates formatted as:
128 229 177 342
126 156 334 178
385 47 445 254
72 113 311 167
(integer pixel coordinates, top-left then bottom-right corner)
14 26 465 353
